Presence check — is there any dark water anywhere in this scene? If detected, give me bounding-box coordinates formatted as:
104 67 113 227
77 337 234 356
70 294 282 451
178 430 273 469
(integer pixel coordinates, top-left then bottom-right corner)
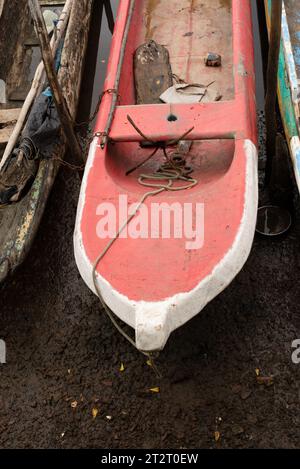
83 0 265 121
89 1 119 116
252 0 265 110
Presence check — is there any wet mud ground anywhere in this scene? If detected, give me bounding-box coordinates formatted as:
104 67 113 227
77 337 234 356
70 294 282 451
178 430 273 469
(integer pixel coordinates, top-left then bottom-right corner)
1 1 300 451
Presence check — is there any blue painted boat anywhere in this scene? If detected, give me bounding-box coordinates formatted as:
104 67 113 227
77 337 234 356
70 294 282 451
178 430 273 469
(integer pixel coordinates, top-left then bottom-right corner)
265 0 300 191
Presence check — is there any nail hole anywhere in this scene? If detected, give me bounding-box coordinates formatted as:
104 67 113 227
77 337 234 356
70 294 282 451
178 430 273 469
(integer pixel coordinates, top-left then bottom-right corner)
167 114 178 122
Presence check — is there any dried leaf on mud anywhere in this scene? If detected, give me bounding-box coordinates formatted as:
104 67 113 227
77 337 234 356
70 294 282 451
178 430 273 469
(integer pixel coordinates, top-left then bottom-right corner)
120 363 125 372
255 368 260 377
149 387 160 393
92 408 99 419
214 431 221 442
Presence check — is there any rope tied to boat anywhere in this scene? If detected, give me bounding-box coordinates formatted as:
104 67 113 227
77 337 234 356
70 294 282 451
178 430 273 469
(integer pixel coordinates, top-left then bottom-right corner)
125 114 195 175
74 89 121 159
92 121 198 367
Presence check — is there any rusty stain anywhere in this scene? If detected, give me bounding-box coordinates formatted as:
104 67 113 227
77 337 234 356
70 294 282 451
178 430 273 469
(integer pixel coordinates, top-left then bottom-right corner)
190 0 197 13
145 0 160 41
218 0 231 11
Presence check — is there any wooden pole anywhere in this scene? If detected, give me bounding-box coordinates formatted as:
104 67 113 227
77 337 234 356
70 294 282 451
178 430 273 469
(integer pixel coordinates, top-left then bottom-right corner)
265 0 282 186
28 0 83 166
104 0 114 34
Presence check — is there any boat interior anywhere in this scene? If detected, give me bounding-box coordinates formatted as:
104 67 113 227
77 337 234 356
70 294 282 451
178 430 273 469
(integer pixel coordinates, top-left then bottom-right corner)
118 0 234 105
106 0 236 194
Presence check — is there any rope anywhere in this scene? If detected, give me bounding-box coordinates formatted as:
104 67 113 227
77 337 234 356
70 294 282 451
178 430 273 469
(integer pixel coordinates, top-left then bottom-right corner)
73 89 121 162
92 129 197 365
75 88 120 131
125 114 195 175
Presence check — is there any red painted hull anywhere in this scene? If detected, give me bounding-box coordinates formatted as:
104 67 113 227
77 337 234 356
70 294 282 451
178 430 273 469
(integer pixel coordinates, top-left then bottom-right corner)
74 0 258 352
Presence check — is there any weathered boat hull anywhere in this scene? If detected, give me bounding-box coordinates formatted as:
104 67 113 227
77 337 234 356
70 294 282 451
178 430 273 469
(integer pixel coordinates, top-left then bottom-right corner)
265 0 300 192
0 0 93 283
74 0 258 352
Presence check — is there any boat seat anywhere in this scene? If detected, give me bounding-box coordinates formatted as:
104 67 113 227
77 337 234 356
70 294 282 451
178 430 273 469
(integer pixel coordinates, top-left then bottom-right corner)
108 101 244 143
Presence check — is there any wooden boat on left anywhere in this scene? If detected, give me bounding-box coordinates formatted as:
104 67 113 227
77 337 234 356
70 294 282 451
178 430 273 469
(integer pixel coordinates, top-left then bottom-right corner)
0 0 93 283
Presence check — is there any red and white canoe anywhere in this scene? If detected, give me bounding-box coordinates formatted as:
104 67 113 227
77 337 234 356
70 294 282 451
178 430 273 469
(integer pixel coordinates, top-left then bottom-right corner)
74 0 258 352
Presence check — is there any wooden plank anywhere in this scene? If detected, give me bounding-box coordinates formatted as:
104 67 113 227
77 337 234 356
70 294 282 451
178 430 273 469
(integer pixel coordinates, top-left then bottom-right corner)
0 126 14 145
0 108 19 146
0 108 20 124
0 0 29 82
40 1 65 5
134 41 173 105
109 102 238 142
